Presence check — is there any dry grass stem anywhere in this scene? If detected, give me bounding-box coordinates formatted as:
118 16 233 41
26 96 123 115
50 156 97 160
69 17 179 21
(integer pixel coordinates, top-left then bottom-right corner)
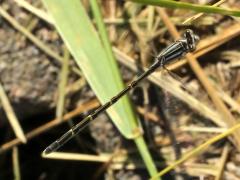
188 166 217 177
213 82 240 114
184 163 218 176
12 147 21 180
42 152 112 162
56 47 70 121
13 0 54 24
42 151 127 163
180 126 227 133
0 82 26 143
182 0 227 25
215 144 230 180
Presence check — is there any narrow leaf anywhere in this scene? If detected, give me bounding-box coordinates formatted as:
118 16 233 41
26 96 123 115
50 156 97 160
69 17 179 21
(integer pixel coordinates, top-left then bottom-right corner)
42 0 138 138
129 0 240 17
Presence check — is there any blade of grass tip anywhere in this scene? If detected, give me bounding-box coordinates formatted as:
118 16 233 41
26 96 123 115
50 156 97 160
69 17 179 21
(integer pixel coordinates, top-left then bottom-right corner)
12 147 21 180
56 46 70 121
13 0 54 24
129 0 240 17
89 0 159 178
182 0 227 25
150 123 240 179
0 82 26 143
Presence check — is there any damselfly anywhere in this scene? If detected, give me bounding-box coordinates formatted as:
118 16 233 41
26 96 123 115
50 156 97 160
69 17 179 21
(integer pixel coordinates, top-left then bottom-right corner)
43 29 199 155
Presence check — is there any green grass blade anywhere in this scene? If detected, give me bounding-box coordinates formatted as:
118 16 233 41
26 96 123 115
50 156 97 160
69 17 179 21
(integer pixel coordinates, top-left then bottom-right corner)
89 0 159 178
41 0 138 139
135 136 160 178
89 0 115 62
89 0 137 130
129 0 240 17
42 0 159 177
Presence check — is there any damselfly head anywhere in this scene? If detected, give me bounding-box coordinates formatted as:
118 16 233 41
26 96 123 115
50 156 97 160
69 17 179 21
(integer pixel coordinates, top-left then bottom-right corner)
184 29 199 52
